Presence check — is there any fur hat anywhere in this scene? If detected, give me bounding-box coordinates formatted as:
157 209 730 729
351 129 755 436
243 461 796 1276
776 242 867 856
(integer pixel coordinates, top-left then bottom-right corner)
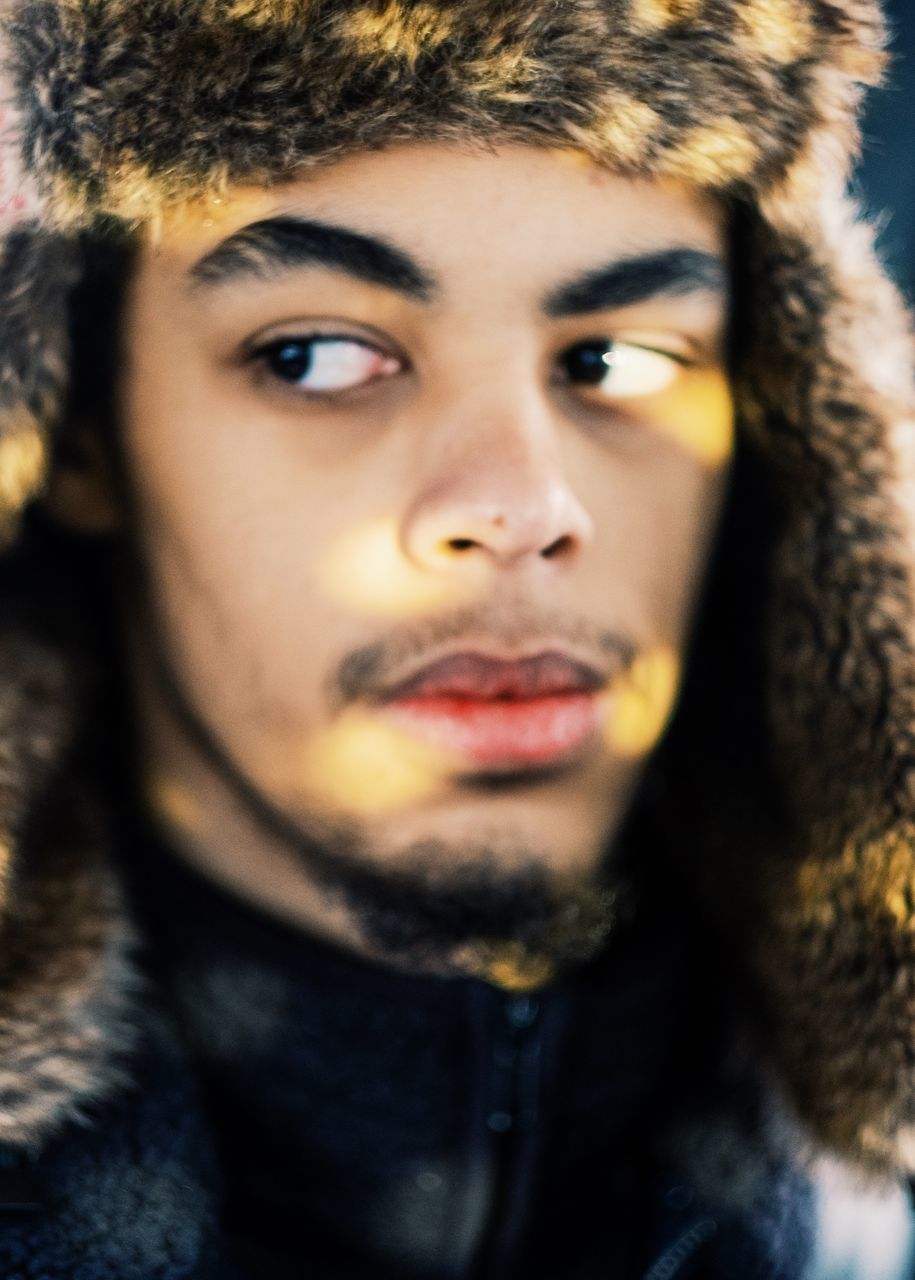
2 0 915 1174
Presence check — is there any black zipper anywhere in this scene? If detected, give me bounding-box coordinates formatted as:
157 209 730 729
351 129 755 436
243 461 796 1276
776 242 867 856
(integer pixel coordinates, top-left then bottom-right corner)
471 990 545 1279
641 1217 718 1280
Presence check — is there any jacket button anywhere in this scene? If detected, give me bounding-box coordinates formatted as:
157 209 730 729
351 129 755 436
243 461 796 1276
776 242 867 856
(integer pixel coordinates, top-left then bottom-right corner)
506 996 539 1029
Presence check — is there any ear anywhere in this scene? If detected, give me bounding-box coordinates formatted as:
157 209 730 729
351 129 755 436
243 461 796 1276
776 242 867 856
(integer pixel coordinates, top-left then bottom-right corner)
43 425 122 535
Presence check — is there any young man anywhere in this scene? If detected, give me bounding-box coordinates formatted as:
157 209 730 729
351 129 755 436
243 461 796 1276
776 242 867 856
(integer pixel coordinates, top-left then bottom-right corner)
1 0 915 1276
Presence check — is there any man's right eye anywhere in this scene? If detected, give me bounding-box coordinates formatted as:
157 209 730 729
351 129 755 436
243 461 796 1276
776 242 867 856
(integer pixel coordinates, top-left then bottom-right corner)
256 336 401 395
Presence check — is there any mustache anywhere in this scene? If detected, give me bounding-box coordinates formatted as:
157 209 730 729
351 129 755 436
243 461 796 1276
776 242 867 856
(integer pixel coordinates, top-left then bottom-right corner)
331 603 638 707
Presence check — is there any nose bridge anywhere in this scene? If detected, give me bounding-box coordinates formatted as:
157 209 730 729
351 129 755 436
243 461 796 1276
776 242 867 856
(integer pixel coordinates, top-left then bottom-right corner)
400 378 594 569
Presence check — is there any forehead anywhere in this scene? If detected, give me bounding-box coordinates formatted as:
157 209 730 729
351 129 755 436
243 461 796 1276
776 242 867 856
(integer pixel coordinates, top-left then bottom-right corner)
142 142 727 293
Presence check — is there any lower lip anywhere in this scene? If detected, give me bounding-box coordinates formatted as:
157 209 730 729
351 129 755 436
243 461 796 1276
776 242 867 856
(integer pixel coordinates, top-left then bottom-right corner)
383 693 603 767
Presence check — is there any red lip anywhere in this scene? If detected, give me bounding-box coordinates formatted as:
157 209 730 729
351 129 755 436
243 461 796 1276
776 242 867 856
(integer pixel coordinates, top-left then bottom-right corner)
380 652 606 769
384 652 605 702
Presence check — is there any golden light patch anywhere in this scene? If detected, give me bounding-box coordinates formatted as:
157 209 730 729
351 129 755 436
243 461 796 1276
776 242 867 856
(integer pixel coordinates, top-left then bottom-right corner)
112 163 223 228
146 773 205 837
670 120 760 187
651 369 735 467
204 0 317 25
148 181 262 254
0 839 12 910
603 646 680 758
885 887 914 928
589 98 665 168
793 831 915 938
301 707 455 815
546 145 599 172
318 517 487 618
45 163 163 229
739 0 814 64
475 944 555 993
0 419 47 522
46 157 240 231
343 2 456 64
463 45 540 100
857 832 915 932
630 0 704 31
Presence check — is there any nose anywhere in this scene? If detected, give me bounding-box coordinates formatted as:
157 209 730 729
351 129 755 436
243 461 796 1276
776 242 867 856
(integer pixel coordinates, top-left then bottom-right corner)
400 399 594 573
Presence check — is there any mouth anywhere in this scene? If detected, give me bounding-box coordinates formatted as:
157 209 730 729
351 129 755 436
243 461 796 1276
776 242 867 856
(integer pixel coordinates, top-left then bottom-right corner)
376 651 609 770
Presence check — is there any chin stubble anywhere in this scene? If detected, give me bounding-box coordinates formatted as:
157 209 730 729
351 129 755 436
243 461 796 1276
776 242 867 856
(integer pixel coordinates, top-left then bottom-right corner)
138 588 628 983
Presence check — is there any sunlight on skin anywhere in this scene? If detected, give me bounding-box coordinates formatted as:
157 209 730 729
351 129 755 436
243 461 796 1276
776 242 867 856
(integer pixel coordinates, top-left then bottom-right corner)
301 707 460 815
647 368 735 467
147 773 206 837
147 189 253 249
112 147 736 971
602 646 681 759
293 648 680 821
318 516 489 616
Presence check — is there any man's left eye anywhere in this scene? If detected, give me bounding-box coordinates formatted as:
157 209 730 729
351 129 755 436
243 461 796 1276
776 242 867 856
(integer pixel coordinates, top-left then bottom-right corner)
259 336 400 393
560 339 684 400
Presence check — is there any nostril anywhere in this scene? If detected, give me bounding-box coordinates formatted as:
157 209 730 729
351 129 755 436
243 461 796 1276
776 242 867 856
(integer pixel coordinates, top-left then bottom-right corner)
541 534 574 559
445 537 478 553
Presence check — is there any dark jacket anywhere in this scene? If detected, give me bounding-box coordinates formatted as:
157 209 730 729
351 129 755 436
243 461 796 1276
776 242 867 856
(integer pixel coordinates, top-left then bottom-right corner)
0 821 872 1280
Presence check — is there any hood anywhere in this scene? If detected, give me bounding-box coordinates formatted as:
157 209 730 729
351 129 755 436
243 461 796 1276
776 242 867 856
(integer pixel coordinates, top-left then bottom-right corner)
1 0 915 1176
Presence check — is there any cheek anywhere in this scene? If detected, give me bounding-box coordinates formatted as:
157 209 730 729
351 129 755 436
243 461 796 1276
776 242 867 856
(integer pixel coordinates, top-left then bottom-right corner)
578 451 727 762
579 441 729 641
121 354 351 735
649 369 735 468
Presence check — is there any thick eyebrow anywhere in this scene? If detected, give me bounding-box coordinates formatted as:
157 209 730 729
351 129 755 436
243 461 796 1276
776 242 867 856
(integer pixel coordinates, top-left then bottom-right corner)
189 221 724 321
188 216 436 300
543 248 727 317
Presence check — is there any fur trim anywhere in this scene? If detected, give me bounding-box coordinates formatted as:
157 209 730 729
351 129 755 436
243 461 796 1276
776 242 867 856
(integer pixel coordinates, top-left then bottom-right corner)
0 229 76 536
0 843 139 1148
708 138 915 1172
2 0 886 224
0 611 140 1147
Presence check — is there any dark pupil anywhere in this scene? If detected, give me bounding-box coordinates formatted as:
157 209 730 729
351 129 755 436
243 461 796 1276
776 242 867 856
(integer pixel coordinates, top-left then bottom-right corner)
563 341 615 386
269 341 314 382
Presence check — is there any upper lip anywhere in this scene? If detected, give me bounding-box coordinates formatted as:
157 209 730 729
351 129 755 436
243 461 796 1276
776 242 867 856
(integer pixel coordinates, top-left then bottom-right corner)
379 649 611 702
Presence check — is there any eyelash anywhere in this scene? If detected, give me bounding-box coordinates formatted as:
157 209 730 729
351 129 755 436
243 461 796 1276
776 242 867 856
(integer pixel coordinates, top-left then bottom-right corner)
247 331 694 401
250 333 398 400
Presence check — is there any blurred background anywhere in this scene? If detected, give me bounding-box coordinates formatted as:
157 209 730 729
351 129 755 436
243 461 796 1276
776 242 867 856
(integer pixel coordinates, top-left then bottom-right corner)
859 0 915 300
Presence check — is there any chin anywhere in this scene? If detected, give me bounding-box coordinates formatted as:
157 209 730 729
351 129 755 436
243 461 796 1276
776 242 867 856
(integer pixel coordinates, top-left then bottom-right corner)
357 797 622 884
271 798 626 983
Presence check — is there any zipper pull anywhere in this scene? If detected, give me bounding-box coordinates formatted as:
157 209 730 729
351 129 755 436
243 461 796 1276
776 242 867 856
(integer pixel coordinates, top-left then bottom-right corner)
505 994 539 1033
486 994 542 1137
641 1217 718 1280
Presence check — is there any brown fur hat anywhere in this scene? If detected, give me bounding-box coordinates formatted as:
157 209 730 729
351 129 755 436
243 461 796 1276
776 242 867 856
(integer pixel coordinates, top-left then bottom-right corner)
3 0 915 1174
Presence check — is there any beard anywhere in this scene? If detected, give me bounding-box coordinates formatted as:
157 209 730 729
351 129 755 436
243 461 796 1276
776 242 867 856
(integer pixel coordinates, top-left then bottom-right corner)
136 589 632 985
252 818 624 986
260 824 624 987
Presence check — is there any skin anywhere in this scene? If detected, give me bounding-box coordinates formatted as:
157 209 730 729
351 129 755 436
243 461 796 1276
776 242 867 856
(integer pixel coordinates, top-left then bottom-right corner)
69 143 734 974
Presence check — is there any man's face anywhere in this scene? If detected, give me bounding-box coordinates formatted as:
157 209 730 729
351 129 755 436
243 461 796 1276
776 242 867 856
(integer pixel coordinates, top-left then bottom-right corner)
118 142 732 977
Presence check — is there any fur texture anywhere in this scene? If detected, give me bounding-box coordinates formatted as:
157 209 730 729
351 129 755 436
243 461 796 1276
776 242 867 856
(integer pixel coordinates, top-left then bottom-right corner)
1 0 915 1182
3 0 885 224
